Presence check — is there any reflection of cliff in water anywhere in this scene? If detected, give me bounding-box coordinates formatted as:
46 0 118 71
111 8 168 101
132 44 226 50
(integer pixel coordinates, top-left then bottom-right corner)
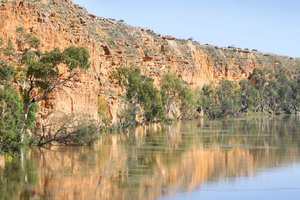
0 117 299 200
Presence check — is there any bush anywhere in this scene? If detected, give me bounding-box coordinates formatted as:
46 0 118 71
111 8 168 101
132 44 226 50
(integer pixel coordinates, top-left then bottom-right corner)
0 60 28 154
36 118 100 146
0 85 24 154
112 66 166 125
67 121 99 146
97 97 112 125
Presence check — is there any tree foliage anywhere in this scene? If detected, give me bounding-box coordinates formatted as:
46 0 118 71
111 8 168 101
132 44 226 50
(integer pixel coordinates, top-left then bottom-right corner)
112 66 165 127
111 64 300 125
197 67 300 117
0 27 91 152
1 27 299 153
13 27 90 143
160 73 196 119
0 85 23 153
97 97 112 126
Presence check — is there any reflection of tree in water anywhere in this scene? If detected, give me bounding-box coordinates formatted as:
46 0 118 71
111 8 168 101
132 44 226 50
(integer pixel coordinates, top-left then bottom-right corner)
0 149 38 200
192 116 300 148
0 116 299 200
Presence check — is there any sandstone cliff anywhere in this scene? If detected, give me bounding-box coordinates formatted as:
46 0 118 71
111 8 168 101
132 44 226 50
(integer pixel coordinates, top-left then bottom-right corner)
0 0 299 126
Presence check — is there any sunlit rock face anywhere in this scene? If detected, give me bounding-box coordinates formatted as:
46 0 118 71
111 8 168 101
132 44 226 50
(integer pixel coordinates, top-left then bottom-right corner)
0 0 299 126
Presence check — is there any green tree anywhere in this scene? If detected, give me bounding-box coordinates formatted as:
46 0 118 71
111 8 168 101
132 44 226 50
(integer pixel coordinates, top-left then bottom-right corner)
179 87 196 119
112 66 165 127
19 46 90 142
0 61 23 153
217 80 240 117
197 85 219 118
239 79 259 113
160 73 183 118
250 68 269 112
266 67 291 113
288 78 300 114
2 27 90 144
0 86 24 153
97 97 112 126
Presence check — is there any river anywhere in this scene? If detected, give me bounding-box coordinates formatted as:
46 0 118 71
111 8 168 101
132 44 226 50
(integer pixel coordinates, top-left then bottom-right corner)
1 116 300 199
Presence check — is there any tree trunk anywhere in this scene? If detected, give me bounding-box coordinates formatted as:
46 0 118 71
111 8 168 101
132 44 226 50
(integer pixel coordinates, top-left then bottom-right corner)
259 89 264 113
20 102 33 144
20 109 28 144
167 99 171 118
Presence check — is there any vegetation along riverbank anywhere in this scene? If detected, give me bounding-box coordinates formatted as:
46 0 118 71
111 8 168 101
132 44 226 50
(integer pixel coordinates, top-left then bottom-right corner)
1 27 299 154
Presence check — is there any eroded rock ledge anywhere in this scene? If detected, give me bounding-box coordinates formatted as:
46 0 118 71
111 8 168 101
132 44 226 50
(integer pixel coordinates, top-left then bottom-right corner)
0 0 299 128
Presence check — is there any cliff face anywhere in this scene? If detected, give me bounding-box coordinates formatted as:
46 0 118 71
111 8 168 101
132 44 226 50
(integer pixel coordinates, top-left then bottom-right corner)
0 0 299 126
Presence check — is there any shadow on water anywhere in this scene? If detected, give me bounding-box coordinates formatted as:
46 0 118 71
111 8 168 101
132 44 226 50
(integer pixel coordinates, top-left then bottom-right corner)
0 116 300 200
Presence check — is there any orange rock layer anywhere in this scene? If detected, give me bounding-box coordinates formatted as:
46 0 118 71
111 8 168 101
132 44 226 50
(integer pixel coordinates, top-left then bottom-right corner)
0 0 299 126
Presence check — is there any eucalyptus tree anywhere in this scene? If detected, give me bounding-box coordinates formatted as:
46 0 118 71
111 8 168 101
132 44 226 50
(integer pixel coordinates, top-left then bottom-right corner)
249 68 269 112
112 66 165 127
2 27 90 144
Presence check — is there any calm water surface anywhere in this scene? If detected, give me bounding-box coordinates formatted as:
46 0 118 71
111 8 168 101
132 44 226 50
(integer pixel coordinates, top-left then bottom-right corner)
1 116 300 200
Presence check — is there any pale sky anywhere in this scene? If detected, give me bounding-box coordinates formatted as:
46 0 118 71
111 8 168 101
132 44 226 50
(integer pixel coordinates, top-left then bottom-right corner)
73 0 300 57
